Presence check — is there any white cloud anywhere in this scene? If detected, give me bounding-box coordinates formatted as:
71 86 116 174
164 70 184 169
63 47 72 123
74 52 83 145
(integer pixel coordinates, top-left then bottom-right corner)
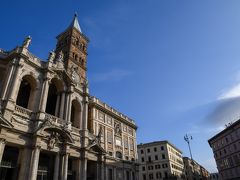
218 83 240 100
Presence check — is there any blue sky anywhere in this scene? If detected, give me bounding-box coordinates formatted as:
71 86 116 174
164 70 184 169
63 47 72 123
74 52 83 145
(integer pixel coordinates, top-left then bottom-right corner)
2 0 240 172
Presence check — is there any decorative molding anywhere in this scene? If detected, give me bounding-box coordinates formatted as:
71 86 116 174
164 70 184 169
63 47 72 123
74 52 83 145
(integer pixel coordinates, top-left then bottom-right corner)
35 118 74 144
0 115 14 128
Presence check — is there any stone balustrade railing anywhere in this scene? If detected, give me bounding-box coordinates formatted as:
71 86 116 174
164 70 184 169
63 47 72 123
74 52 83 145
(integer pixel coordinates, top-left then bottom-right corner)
91 97 135 125
44 113 65 127
15 105 32 117
0 161 14 168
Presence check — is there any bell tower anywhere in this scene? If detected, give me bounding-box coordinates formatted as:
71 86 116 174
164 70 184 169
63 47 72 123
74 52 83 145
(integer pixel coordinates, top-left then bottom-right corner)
55 13 89 82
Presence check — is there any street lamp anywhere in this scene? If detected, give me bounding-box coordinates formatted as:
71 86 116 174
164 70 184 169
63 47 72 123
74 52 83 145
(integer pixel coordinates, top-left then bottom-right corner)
184 134 193 160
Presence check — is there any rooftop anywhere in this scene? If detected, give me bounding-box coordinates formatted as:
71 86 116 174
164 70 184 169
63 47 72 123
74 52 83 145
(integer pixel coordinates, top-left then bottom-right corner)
90 96 137 128
208 118 240 144
137 140 182 153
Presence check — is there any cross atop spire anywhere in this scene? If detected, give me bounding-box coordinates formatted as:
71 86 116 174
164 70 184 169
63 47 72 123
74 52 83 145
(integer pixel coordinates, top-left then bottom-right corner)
68 13 82 33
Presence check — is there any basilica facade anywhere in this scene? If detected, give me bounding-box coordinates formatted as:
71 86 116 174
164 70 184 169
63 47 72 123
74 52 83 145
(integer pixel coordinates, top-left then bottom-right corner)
0 14 138 180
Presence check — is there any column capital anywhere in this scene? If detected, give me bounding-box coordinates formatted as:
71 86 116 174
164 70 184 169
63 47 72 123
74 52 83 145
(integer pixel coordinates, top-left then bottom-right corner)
43 76 51 82
31 144 41 150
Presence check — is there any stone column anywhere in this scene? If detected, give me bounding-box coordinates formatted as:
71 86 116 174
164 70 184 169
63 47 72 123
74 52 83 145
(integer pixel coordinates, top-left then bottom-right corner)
113 167 117 180
62 153 69 180
55 93 60 117
64 86 73 124
28 146 41 180
8 64 22 102
39 77 50 112
130 170 133 180
18 148 32 180
60 154 64 180
59 91 65 119
82 96 88 131
75 159 81 180
101 161 105 180
67 92 72 124
96 162 100 180
128 137 131 158
0 139 6 164
53 153 60 180
81 155 87 180
1 58 18 100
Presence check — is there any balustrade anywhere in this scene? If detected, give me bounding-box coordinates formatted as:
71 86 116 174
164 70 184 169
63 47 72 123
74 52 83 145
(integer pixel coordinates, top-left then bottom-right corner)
14 105 32 117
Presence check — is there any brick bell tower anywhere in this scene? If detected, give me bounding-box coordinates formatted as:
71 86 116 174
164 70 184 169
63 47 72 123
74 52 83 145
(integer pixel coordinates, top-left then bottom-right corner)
55 13 89 83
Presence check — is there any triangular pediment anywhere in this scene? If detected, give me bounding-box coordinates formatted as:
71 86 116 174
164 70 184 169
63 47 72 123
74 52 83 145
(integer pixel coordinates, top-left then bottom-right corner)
53 69 77 86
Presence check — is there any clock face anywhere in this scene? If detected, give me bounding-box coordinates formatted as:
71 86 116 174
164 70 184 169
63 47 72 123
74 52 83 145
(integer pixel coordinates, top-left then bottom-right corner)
72 70 80 84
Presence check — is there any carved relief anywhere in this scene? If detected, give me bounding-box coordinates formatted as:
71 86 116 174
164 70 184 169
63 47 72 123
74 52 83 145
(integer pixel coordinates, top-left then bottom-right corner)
46 132 59 150
114 122 122 136
70 65 80 84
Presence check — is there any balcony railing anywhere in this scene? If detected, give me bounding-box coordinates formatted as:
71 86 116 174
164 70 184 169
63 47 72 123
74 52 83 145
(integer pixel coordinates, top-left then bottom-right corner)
15 105 32 118
45 113 65 126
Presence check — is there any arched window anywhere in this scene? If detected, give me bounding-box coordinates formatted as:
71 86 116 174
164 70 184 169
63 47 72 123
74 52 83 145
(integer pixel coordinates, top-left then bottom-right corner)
16 75 36 110
16 79 31 108
45 78 64 117
116 151 122 159
45 83 57 115
70 100 81 128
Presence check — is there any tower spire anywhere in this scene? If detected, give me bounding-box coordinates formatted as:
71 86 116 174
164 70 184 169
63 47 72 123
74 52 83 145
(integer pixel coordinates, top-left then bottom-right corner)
68 13 82 33
55 13 89 83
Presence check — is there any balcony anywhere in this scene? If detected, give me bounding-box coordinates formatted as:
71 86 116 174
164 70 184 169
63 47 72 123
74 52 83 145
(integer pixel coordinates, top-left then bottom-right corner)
44 113 65 126
14 105 32 119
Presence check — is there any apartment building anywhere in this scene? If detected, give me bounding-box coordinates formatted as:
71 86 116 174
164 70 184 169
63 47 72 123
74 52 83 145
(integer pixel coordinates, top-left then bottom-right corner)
208 119 240 179
137 141 184 180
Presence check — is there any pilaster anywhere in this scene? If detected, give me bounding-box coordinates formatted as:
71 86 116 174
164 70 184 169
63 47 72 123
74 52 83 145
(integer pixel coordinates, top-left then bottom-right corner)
1 58 18 100
62 152 69 180
18 148 32 180
28 145 41 180
39 76 50 113
53 152 60 180
0 138 6 163
80 151 88 180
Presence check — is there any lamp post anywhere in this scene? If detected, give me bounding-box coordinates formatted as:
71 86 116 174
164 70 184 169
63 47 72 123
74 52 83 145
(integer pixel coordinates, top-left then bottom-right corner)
184 134 193 160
